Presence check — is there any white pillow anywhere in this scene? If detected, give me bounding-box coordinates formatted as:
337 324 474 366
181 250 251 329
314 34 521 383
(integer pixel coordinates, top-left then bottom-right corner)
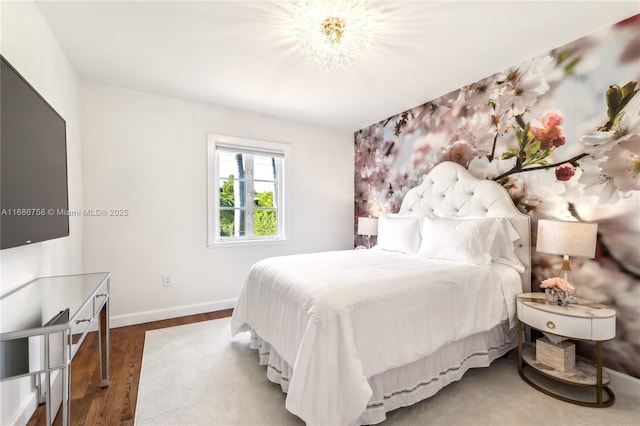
490 218 526 273
417 216 499 265
418 216 526 271
385 213 431 237
376 215 422 255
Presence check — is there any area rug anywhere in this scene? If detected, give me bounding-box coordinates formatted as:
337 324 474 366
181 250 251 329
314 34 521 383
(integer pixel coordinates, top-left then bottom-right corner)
135 318 638 425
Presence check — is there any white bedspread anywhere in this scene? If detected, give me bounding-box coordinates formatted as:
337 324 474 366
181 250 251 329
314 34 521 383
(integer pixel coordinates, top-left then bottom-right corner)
231 249 522 425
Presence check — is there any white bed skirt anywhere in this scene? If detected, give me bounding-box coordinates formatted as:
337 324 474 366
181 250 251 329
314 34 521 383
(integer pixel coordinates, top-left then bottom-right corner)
249 322 516 425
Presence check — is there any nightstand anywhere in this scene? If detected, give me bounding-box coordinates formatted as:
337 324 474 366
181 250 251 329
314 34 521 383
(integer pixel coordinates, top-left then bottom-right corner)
516 292 616 407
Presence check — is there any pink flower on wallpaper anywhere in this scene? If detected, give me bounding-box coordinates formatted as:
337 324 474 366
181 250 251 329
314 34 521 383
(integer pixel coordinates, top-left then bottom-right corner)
464 77 500 111
506 168 571 219
402 101 454 136
555 164 575 181
494 56 553 116
579 155 619 203
448 140 476 167
449 91 471 119
355 125 394 187
581 130 616 148
401 104 430 135
531 109 566 150
602 134 640 193
410 131 449 170
580 134 640 203
464 109 500 154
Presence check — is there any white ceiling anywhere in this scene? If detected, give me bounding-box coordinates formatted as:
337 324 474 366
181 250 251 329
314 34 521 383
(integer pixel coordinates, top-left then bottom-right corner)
36 1 639 132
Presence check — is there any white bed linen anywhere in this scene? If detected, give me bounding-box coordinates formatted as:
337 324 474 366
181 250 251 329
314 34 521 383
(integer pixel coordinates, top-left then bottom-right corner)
251 321 515 425
231 249 522 426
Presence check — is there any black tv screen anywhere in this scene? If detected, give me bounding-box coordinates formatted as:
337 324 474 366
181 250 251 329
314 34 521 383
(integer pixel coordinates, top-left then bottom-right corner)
1 56 69 249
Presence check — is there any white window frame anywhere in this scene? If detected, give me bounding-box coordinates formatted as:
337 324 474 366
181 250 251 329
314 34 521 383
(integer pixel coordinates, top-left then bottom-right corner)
207 134 290 248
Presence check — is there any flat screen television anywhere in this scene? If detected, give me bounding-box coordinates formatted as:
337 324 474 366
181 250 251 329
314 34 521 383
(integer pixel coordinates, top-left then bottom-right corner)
1 55 69 249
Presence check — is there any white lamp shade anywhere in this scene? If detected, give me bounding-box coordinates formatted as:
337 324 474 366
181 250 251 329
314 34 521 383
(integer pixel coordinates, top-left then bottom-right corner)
536 219 598 258
357 217 378 236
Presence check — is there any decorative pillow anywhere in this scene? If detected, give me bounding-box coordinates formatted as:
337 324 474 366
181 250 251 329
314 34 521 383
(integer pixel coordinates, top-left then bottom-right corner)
376 215 422 255
417 216 499 265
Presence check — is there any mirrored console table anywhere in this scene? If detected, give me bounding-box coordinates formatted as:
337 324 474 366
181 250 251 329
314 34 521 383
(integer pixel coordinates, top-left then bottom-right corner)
0 272 111 426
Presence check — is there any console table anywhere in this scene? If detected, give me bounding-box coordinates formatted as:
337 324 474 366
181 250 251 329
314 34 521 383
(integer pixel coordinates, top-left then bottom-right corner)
0 272 111 425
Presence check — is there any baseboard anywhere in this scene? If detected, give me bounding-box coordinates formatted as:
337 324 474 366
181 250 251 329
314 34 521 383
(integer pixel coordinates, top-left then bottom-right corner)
606 367 640 396
109 298 237 328
7 385 38 426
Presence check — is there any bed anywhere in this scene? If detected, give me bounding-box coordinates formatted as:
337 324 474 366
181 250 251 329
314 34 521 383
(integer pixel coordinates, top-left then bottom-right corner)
231 161 531 425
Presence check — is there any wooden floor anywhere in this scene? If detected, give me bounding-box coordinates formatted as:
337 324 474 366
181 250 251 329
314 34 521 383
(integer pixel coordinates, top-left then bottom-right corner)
27 309 233 426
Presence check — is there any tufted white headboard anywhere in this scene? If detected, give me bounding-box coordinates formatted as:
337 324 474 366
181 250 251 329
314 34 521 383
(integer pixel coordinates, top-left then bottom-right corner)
398 161 531 293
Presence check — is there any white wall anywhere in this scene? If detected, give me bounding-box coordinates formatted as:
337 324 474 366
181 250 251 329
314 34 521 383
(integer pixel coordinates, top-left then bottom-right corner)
81 82 354 326
0 5 352 423
0 1 83 425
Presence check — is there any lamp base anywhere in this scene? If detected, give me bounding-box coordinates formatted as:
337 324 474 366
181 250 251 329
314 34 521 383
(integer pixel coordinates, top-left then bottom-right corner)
558 256 577 303
558 269 573 284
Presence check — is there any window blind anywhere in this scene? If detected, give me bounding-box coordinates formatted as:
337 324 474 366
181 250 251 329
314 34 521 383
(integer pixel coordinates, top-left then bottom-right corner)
215 142 284 159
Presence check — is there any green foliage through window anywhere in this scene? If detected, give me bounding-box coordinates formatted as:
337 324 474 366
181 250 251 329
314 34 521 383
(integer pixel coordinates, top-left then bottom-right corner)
219 176 236 237
254 191 276 236
219 175 276 237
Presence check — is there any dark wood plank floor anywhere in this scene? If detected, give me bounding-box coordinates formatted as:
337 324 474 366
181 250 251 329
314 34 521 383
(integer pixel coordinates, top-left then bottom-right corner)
27 309 233 426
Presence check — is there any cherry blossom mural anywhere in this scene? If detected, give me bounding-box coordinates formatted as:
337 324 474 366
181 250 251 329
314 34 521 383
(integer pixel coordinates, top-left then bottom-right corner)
354 15 640 378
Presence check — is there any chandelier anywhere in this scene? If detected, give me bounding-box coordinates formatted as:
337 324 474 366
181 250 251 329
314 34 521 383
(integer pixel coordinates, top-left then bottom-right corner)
293 1 374 71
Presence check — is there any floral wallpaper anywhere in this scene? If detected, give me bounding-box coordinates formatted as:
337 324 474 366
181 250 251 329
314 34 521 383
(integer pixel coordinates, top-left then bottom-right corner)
354 15 640 378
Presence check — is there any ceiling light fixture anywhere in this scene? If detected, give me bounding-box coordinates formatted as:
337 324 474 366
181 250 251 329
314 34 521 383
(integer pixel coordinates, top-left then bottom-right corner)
293 0 374 71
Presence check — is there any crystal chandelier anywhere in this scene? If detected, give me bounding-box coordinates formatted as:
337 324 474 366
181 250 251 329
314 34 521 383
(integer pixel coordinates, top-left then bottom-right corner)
293 1 374 71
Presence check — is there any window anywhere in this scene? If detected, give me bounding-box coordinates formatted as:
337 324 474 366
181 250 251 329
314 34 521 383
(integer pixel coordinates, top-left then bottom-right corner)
207 134 289 247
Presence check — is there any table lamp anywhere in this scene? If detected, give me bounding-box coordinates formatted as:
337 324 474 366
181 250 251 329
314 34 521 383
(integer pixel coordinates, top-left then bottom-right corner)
357 217 378 249
536 219 598 292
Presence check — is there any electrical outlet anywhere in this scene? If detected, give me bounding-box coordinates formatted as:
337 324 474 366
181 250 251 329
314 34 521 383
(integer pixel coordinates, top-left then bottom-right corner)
163 275 171 287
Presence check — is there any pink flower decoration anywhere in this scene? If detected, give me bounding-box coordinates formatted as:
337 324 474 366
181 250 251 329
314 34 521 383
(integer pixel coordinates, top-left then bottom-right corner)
540 277 575 294
544 112 563 128
531 110 566 150
555 164 575 181
448 140 476 167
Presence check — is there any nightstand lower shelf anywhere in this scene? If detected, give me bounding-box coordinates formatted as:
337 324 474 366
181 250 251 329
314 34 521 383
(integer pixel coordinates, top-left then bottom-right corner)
518 322 615 407
521 346 610 386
